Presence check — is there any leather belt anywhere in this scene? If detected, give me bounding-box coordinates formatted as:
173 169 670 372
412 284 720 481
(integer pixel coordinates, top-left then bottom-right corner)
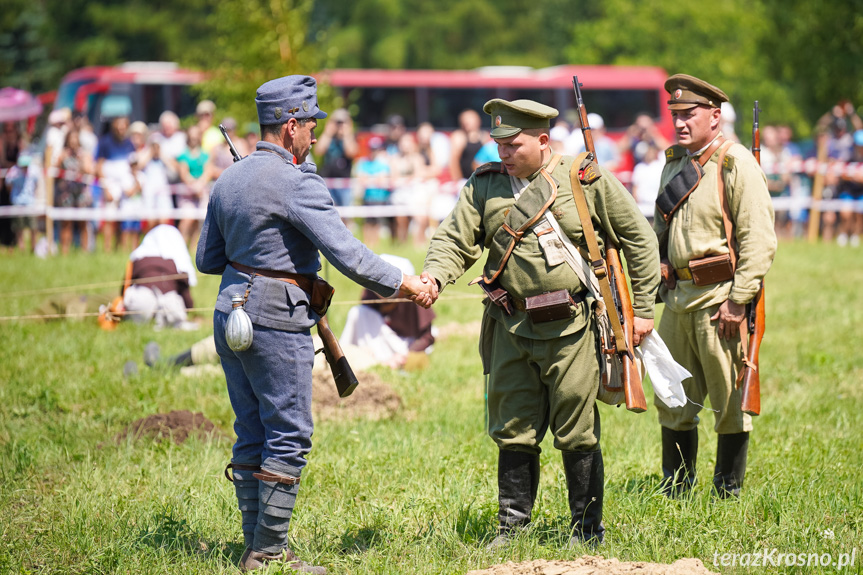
512 290 585 312
224 462 260 482
253 469 301 485
674 267 693 281
230 261 315 294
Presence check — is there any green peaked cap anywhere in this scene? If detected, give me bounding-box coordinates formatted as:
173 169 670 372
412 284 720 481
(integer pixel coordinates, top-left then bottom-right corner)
483 99 559 138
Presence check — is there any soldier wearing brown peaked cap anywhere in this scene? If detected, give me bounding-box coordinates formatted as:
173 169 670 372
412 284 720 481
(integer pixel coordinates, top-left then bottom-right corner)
652 73 776 499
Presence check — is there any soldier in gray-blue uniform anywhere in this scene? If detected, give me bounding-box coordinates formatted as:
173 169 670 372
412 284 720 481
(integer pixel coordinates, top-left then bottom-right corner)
196 75 435 573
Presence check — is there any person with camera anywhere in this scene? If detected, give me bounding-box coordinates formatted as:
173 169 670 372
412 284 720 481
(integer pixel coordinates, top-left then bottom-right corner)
315 108 358 208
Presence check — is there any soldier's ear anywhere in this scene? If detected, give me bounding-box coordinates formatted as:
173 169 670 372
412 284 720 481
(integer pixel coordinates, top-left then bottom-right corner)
538 131 550 150
710 107 722 130
285 119 297 136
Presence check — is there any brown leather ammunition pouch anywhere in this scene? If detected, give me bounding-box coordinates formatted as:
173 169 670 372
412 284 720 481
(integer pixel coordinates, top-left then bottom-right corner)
524 289 579 323
475 277 514 316
688 253 734 286
309 277 335 316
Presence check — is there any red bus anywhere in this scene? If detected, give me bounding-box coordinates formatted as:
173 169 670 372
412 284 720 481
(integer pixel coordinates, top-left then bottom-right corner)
320 65 673 139
52 61 204 133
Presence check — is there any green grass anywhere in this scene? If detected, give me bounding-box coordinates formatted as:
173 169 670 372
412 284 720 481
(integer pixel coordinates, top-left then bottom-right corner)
0 240 860 574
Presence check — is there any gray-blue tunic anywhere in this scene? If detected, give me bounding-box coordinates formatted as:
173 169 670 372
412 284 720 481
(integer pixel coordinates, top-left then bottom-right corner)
197 141 402 471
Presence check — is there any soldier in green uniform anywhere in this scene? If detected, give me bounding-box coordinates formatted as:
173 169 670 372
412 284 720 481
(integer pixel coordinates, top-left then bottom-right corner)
422 99 659 545
653 74 777 498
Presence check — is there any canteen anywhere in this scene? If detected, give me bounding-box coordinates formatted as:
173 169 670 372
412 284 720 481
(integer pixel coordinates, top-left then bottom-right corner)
226 293 253 351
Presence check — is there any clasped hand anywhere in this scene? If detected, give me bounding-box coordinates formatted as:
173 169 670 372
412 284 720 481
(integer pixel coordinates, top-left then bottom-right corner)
398 271 439 309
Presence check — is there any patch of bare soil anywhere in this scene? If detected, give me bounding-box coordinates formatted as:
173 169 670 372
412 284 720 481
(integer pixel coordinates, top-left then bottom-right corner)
466 556 719 575
312 369 402 421
115 410 221 445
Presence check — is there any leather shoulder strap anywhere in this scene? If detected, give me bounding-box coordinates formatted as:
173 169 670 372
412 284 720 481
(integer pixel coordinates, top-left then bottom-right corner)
655 137 725 223
569 152 626 352
716 140 737 270
482 154 561 283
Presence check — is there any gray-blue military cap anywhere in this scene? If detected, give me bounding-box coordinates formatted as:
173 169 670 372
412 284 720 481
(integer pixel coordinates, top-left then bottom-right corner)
255 75 328 125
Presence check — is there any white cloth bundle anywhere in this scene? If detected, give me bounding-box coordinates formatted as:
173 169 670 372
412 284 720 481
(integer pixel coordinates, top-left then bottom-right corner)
636 331 690 408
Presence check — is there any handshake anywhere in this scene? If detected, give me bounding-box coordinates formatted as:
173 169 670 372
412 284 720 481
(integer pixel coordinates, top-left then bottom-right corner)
398 271 440 309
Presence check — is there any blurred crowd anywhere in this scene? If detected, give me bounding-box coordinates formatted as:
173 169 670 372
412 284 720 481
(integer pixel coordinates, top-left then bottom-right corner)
3 98 863 256
0 99 255 255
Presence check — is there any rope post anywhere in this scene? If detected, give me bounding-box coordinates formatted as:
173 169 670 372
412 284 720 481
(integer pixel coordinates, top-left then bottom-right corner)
808 134 828 243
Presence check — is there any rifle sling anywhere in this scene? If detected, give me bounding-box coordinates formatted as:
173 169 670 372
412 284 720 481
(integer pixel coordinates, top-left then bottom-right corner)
712 140 751 356
568 152 627 354
482 155 561 283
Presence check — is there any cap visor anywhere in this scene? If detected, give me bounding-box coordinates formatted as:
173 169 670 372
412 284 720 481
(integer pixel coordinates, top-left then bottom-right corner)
667 102 699 111
491 126 522 139
313 109 327 119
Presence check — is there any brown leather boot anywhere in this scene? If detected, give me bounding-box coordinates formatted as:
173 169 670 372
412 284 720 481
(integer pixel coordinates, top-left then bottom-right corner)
239 547 326 573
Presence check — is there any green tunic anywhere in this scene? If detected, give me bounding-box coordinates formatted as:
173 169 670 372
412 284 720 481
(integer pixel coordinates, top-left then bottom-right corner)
424 154 659 451
654 142 777 312
653 140 777 434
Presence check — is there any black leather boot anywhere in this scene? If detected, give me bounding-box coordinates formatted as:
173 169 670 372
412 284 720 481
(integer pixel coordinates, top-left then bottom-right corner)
713 432 749 498
562 450 604 546
660 427 698 498
488 449 540 548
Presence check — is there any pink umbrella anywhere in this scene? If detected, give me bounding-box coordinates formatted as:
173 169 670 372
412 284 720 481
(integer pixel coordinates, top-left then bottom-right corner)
0 87 43 122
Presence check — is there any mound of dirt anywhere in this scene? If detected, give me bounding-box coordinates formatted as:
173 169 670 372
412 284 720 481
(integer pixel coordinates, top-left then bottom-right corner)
466 556 719 575
116 410 221 445
312 369 402 421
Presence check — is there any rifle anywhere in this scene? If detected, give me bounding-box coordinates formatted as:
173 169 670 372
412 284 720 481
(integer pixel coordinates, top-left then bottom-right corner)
606 247 648 412
572 76 596 162
316 316 359 398
738 101 765 416
219 124 244 162
572 76 647 413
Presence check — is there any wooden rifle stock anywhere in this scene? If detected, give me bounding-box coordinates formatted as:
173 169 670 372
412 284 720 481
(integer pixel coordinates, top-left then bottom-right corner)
739 100 764 415
606 246 648 413
738 283 764 415
316 316 359 398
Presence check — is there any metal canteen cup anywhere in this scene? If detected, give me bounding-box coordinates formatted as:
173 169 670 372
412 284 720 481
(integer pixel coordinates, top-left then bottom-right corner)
225 293 253 351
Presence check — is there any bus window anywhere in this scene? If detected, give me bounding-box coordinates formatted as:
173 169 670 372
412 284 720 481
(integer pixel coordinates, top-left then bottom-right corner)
351 87 417 128
567 89 662 131
143 84 167 125
427 88 496 130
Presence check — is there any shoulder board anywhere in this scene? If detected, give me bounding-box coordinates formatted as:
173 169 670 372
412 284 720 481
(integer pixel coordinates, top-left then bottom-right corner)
721 153 735 171
664 145 687 161
473 162 506 177
578 157 602 184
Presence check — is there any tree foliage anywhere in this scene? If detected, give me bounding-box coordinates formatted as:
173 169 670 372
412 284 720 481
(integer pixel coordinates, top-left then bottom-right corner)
0 0 860 134
182 0 322 127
